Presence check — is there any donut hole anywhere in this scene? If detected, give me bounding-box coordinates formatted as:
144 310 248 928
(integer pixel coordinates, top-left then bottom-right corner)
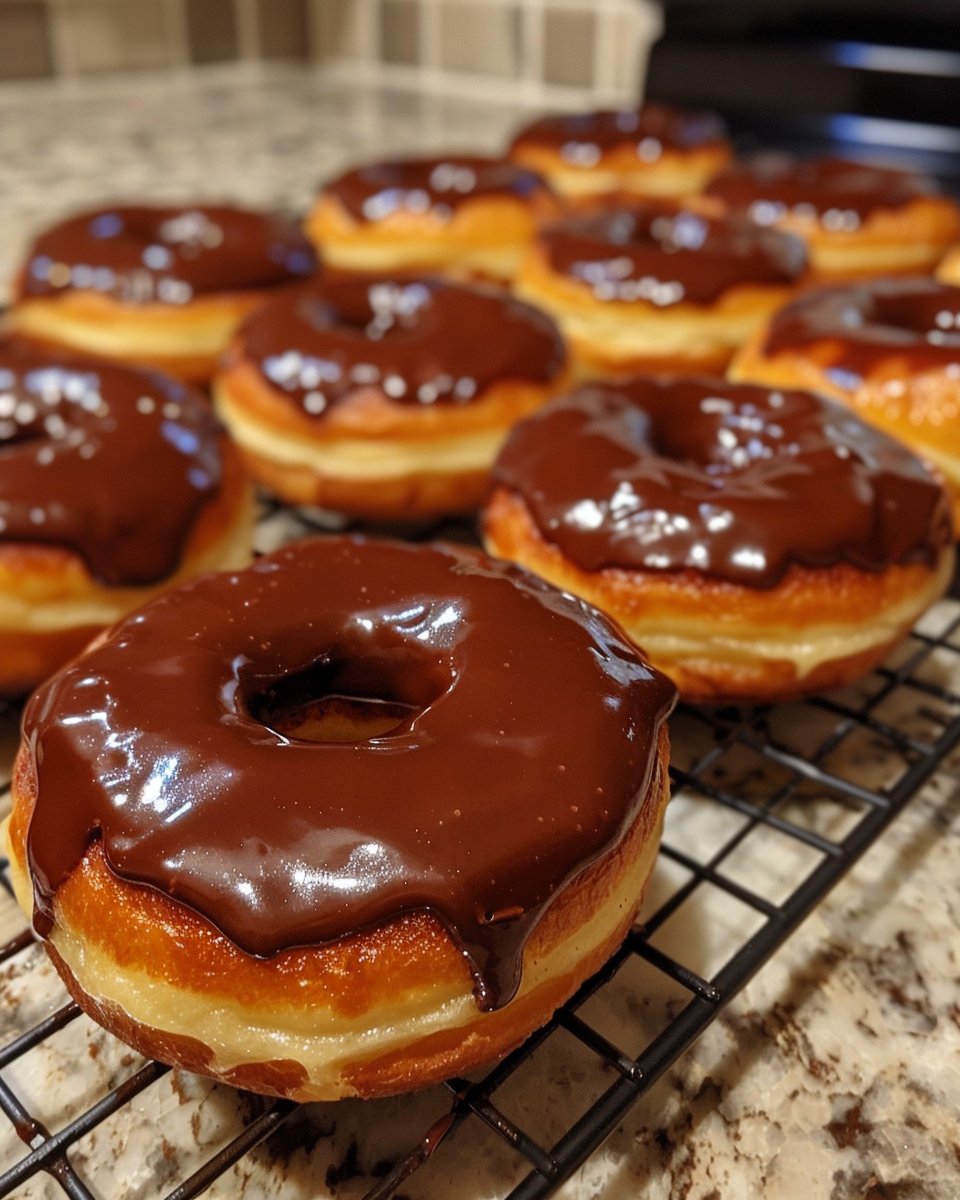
871 289 960 343
250 654 447 744
0 421 48 448
643 393 787 474
304 280 433 340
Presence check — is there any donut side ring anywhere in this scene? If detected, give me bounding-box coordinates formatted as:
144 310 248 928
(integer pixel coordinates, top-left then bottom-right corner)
10 290 278 384
4 734 669 1099
936 244 960 286
213 359 554 517
306 192 560 282
484 486 954 704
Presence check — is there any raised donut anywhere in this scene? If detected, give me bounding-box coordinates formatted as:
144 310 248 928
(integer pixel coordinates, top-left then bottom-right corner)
306 155 560 282
0 339 253 694
514 203 806 377
213 276 567 517
508 104 731 202
704 154 960 280
484 377 954 704
3 536 675 1100
10 204 318 382
731 277 960 522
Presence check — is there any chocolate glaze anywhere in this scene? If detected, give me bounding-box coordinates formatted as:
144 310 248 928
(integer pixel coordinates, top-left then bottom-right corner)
762 277 960 383
23 537 676 1009
510 104 729 166
19 204 318 304
491 378 952 587
324 155 551 222
706 154 942 229
539 206 806 306
237 277 565 414
0 340 224 584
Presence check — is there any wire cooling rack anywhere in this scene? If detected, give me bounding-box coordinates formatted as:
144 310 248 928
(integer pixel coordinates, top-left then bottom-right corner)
1 500 959 1199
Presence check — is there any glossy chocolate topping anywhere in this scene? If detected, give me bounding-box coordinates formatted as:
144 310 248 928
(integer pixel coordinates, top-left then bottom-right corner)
0 341 223 584
510 104 728 165
491 378 952 587
23 537 676 1009
324 155 551 222
762 277 960 383
237 277 565 413
539 206 805 306
19 204 318 304
706 154 941 227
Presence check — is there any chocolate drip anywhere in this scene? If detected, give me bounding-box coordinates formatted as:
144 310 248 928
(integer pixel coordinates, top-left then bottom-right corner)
762 277 960 382
23 537 675 1010
510 104 728 163
706 154 941 226
237 277 565 414
491 378 951 587
0 341 223 584
539 206 805 306
19 204 317 304
324 155 551 222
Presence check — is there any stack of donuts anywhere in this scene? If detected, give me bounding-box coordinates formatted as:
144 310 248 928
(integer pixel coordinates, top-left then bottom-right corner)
2 97 959 1105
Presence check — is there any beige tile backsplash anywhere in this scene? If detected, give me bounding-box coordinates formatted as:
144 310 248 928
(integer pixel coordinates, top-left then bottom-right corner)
438 1 519 78
0 1 53 79
310 0 372 64
380 0 420 66
184 0 239 62
543 7 595 87
257 0 309 60
0 0 659 103
47 0 181 74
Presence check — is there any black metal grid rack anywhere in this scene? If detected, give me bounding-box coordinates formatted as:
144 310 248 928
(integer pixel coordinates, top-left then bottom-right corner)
0 502 958 1199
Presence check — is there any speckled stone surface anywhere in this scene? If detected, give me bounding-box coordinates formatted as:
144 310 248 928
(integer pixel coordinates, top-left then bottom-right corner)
0 63 958 1200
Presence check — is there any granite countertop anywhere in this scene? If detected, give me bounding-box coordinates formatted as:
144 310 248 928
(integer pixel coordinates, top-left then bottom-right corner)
0 63 958 1200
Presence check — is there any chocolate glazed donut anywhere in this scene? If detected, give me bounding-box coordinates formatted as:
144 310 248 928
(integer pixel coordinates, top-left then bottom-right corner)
0 344 223 583
730 277 960 521
0 339 253 694
10 204 318 381
484 377 954 703
537 206 803 306
5 537 675 1099
213 276 567 517
235 277 563 412
18 204 317 303
508 104 732 200
510 105 729 161
705 155 960 279
307 155 560 281
515 203 806 376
